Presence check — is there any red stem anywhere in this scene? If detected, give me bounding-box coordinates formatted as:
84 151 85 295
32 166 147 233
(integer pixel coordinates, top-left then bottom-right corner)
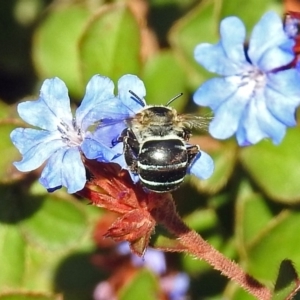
285 279 300 300
152 195 272 300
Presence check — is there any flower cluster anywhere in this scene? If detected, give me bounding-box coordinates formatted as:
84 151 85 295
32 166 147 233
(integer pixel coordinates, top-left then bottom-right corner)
11 10 300 194
193 11 300 146
11 75 214 193
93 242 190 300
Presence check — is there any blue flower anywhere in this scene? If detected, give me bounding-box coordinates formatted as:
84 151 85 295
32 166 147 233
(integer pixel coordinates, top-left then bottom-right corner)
105 74 214 182
117 242 188 299
117 242 166 275
193 11 300 146
161 272 190 300
11 75 124 193
90 74 146 158
11 73 214 193
284 12 300 38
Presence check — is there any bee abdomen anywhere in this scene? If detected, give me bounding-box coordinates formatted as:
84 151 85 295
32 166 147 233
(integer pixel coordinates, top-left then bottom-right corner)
137 139 188 192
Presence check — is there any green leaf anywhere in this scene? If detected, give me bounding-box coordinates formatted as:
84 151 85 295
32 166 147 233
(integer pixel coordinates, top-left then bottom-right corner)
169 0 219 89
273 259 300 300
239 128 300 203
21 244 67 291
220 0 282 32
0 293 59 300
189 139 237 194
235 180 274 256
224 283 257 300
32 4 90 97
54 250 103 299
119 269 160 300
0 1 38 75
142 51 187 111
233 181 300 291
151 223 185 251
0 101 13 119
245 209 300 282
0 186 99 292
0 124 21 183
0 225 25 289
20 194 88 251
150 0 194 7
184 208 218 232
79 3 141 84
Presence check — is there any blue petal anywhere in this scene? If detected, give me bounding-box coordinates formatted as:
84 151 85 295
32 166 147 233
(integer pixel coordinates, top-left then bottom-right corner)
110 143 140 183
242 95 286 145
220 17 247 63
255 97 286 144
168 273 190 299
39 147 86 193
249 11 294 68
194 44 245 76
237 100 267 145
11 128 65 171
188 151 214 180
257 40 295 71
236 125 249 146
76 75 130 131
117 74 146 113
284 14 300 37
193 77 240 110
265 71 300 126
18 78 73 131
93 122 127 147
194 17 247 76
132 248 166 275
129 172 140 184
81 136 120 161
110 142 126 167
208 81 254 139
111 153 128 170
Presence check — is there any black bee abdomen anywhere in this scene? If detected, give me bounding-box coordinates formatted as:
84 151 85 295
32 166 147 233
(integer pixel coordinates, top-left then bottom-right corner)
138 139 188 192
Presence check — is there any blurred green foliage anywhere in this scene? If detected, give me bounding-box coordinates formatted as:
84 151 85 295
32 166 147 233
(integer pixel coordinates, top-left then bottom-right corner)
2 0 300 299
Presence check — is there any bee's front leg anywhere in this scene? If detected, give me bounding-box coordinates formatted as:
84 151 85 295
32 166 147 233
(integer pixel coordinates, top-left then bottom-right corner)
186 144 200 164
119 128 140 173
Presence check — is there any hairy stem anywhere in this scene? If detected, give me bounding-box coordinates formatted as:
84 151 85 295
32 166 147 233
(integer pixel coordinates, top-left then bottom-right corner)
152 194 272 300
285 280 300 300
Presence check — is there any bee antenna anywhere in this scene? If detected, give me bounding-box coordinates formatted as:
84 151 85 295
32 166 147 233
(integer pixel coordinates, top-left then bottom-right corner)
129 90 146 107
165 93 183 106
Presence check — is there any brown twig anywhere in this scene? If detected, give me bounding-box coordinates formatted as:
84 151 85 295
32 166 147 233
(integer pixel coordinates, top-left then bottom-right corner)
285 279 300 300
151 194 272 300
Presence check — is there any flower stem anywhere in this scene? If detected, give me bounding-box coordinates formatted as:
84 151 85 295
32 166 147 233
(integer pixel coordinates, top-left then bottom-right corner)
151 194 272 300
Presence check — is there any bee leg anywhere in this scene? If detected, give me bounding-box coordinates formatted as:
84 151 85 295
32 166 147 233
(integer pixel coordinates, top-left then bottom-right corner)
123 142 139 173
117 128 129 142
186 144 200 164
180 129 192 142
120 129 140 173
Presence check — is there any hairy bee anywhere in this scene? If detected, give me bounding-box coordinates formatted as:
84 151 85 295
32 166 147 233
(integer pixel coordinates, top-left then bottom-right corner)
118 91 209 193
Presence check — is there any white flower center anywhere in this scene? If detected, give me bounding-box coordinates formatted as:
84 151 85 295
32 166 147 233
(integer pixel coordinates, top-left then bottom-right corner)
246 67 266 90
231 66 267 97
57 118 83 147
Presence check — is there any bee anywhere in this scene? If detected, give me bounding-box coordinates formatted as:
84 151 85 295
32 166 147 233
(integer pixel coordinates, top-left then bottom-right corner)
118 90 210 193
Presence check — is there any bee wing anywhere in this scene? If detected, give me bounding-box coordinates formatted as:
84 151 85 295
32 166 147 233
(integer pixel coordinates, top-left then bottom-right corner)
89 114 136 145
85 93 142 130
85 86 143 139
179 114 213 131
93 113 136 129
